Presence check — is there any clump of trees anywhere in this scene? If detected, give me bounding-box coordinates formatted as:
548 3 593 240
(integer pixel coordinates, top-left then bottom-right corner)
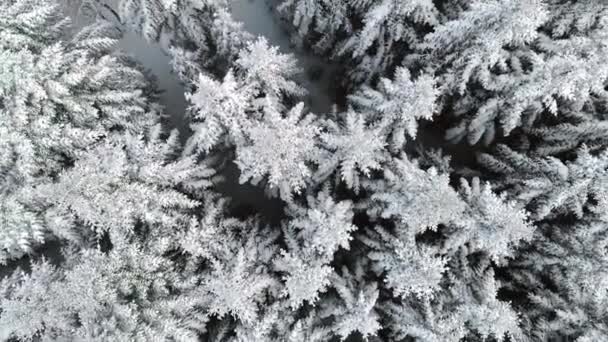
1 0 608 341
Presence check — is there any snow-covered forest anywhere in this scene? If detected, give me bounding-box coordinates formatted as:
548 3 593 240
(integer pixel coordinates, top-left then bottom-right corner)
1 0 608 341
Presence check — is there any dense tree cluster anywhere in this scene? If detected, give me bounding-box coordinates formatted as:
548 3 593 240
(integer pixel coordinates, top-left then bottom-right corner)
1 0 608 341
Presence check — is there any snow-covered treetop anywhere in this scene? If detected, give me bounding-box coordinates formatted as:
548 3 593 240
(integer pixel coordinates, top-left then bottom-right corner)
235 101 321 200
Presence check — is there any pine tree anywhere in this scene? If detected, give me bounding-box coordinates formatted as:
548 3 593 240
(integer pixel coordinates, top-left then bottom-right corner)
0 243 208 341
276 186 357 307
185 70 252 153
0 0 159 262
279 0 440 85
382 247 523 342
360 225 448 298
453 177 533 261
510 216 608 341
337 0 438 83
182 212 285 338
33 128 209 245
235 37 304 99
277 0 350 53
430 0 608 146
478 144 608 221
116 0 251 79
317 109 389 192
184 37 305 155
362 154 465 231
349 67 438 150
317 264 381 340
235 101 321 201
0 0 155 183
425 0 549 145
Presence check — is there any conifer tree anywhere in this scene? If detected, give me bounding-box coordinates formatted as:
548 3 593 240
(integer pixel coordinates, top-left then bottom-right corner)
0 243 208 341
0 0 160 261
279 0 440 85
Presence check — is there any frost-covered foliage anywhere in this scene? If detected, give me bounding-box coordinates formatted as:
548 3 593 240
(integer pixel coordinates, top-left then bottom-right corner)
283 0 608 146
350 67 438 150
276 187 356 307
0 0 161 262
235 37 304 99
382 248 523 342
545 0 608 37
479 144 608 340
359 155 531 298
0 243 208 341
235 102 320 199
512 216 608 341
201 233 279 324
184 70 250 152
185 36 304 139
431 0 608 146
279 0 439 84
184 36 313 200
26 127 211 246
116 0 250 76
364 155 464 230
184 37 305 157
277 0 349 52
424 0 547 95
361 225 448 298
0 0 154 183
455 177 533 261
318 264 381 340
4 0 608 341
478 144 608 220
317 109 388 191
